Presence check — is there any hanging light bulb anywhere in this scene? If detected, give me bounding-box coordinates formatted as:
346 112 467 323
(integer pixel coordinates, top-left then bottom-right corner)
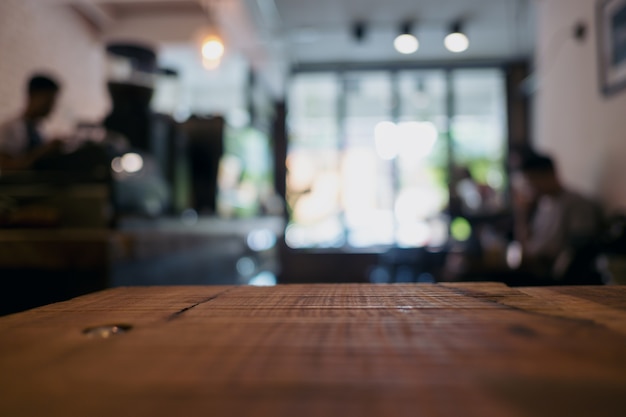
201 35 225 61
394 22 419 54
196 0 225 69
201 35 224 69
444 22 469 53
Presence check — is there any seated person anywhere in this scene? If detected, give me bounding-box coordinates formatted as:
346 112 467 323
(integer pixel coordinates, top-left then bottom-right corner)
512 153 605 284
0 73 63 172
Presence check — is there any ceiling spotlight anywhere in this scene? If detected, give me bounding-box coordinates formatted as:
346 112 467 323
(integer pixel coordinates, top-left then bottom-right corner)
394 21 419 54
444 22 469 53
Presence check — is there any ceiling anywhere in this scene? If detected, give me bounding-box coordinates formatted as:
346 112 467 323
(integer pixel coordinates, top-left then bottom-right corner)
249 0 535 66
64 0 536 95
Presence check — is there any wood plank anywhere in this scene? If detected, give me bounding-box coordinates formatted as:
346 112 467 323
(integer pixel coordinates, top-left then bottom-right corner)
443 283 626 335
1 283 625 417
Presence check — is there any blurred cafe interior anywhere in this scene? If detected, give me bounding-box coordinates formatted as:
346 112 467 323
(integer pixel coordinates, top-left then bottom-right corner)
1 0 626 315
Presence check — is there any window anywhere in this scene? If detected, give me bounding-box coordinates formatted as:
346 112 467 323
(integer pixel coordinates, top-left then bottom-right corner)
286 68 507 250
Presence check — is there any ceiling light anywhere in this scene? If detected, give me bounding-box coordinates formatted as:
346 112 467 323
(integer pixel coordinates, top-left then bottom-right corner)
201 35 225 60
394 22 419 54
196 0 225 70
444 22 469 53
196 31 224 69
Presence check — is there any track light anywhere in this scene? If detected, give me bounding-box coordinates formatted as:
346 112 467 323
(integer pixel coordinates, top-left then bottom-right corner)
444 22 469 53
394 21 419 54
352 21 367 43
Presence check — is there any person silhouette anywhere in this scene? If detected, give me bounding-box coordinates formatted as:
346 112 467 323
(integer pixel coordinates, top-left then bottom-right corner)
512 153 605 283
0 73 64 172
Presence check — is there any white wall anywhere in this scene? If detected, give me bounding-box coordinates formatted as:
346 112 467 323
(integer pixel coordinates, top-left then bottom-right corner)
0 0 109 137
534 0 626 213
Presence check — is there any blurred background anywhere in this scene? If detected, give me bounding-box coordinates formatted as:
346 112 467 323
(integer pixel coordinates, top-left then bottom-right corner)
1 0 626 315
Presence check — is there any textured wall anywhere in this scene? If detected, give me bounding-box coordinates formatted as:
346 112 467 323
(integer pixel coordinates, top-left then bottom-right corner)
0 0 109 137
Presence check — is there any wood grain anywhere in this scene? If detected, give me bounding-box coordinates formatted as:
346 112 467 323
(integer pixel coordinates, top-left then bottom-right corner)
1 283 625 417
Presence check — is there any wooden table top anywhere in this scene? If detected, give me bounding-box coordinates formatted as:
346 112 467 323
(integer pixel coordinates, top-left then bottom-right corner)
1 283 626 417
